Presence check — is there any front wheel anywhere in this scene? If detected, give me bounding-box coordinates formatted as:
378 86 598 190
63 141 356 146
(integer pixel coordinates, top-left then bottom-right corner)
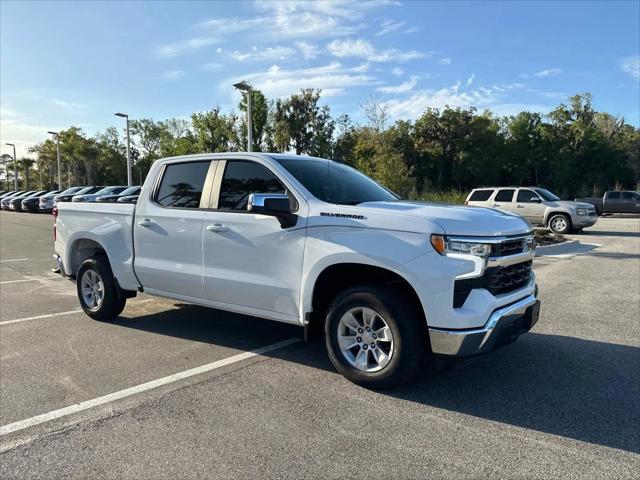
324 285 426 389
548 213 571 234
76 257 126 321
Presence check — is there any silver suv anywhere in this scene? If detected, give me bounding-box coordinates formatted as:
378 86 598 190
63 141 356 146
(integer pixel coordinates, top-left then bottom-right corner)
465 187 597 233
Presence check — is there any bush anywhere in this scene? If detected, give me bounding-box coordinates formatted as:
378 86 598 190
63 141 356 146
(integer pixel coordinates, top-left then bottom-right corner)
411 190 468 205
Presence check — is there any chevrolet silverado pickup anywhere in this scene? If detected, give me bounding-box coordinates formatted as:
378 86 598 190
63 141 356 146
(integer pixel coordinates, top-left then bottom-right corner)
575 190 640 215
54 153 540 388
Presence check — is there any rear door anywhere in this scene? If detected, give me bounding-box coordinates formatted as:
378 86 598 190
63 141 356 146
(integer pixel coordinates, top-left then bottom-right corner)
201 158 307 322
492 188 516 213
620 192 640 213
515 189 545 224
133 159 216 299
605 191 623 213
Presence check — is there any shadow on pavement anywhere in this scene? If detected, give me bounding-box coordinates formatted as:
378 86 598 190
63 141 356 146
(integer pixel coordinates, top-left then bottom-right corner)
582 230 640 238
114 303 640 455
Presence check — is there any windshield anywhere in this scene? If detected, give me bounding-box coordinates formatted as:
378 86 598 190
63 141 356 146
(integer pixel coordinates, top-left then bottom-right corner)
534 188 560 201
60 187 82 195
74 186 97 195
274 157 398 205
119 186 140 196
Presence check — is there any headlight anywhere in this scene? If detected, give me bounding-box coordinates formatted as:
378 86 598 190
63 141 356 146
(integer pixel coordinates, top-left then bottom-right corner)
430 235 492 258
576 208 588 216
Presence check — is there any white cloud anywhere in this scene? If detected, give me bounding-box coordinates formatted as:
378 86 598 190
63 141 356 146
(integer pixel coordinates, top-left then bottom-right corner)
202 62 224 71
50 99 88 113
391 67 404 77
198 1 398 41
533 67 562 78
466 73 475 86
620 55 640 79
376 20 406 36
223 46 296 62
295 41 319 59
377 76 419 94
156 70 185 81
155 37 217 58
383 81 525 118
404 27 419 34
439 58 452 65
223 62 376 98
327 38 425 63
0 106 57 158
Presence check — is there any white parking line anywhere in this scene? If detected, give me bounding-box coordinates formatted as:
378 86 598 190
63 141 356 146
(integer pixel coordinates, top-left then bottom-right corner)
0 309 81 326
0 299 156 326
0 337 300 436
0 277 63 285
0 258 29 263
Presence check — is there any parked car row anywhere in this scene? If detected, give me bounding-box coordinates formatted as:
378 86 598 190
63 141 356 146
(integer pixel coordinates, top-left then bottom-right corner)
0 186 140 213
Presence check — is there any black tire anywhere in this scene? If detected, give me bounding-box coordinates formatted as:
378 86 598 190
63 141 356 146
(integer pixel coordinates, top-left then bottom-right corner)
324 284 426 389
76 256 126 321
548 213 571 234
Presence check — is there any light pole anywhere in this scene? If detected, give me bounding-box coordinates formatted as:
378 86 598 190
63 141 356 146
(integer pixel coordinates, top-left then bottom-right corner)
47 131 63 189
5 143 17 190
233 81 253 152
115 112 132 186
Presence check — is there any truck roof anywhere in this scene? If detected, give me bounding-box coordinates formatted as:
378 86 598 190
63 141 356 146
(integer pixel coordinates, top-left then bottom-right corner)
153 152 330 165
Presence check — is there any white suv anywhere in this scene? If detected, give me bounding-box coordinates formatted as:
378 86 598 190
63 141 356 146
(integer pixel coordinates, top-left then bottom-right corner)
466 187 597 233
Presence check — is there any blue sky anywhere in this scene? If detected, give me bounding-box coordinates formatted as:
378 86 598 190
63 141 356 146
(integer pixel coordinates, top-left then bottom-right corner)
1 0 639 157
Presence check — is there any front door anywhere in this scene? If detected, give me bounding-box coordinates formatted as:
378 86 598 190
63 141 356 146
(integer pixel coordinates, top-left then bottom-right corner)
515 189 545 224
202 159 306 322
134 160 216 299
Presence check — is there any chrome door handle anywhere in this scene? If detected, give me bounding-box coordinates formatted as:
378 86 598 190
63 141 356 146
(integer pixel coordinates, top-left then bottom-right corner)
206 224 229 233
138 218 154 227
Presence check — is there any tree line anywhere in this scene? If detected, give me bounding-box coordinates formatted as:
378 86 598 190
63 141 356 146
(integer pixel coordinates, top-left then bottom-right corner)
2 90 638 200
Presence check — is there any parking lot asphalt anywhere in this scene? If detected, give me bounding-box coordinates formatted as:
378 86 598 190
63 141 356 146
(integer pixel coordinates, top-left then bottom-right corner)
0 211 639 478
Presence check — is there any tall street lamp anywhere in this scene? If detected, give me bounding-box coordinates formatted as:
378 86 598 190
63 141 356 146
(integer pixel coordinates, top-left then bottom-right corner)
115 112 132 186
234 81 253 152
47 131 63 189
5 143 17 190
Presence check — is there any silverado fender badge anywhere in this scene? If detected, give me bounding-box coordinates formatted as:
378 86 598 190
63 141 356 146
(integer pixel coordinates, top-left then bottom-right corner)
320 212 367 220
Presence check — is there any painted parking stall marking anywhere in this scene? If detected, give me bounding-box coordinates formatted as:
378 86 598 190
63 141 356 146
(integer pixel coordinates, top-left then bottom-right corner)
0 338 300 436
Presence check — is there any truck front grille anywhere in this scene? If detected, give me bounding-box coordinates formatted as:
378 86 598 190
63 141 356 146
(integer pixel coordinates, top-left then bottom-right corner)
453 261 533 308
491 238 527 257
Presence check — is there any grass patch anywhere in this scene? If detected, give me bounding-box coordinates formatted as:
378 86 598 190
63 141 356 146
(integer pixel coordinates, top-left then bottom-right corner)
412 190 467 204
534 230 567 246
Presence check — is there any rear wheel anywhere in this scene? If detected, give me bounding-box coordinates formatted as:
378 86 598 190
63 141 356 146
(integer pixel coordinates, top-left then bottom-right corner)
76 256 126 320
548 213 571 234
324 284 425 389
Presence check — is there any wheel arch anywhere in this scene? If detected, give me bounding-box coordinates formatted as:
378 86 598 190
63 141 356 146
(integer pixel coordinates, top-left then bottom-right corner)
305 262 427 339
67 237 108 278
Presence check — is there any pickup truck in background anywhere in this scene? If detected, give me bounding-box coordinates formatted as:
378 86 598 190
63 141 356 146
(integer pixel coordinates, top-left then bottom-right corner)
575 191 640 215
54 153 540 388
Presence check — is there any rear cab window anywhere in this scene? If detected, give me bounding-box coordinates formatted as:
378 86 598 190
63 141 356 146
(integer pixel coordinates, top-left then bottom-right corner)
468 189 494 202
155 161 211 208
495 189 515 202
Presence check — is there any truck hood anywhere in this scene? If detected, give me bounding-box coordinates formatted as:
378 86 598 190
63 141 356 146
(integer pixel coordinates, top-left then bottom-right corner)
359 200 532 237
547 200 594 210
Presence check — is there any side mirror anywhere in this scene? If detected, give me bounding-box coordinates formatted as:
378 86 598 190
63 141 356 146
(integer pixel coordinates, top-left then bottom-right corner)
248 193 298 228
530 197 542 203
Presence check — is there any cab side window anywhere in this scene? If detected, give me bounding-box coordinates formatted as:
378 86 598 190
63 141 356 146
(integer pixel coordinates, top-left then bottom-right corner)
495 189 515 202
608 192 621 200
516 190 538 203
155 161 211 208
218 161 285 211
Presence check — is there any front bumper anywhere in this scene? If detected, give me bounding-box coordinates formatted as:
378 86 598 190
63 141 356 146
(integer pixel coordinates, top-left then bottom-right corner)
428 292 540 356
573 214 598 228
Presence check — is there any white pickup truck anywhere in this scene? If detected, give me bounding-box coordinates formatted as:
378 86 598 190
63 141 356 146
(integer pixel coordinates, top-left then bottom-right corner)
55 153 540 388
